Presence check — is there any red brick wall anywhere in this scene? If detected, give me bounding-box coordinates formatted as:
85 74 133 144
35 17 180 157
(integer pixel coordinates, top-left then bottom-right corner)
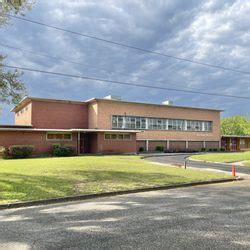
96 133 137 153
148 141 166 151
31 101 88 129
188 141 203 151
206 141 220 149
0 131 78 155
136 141 146 151
15 102 32 125
92 100 221 142
169 141 186 151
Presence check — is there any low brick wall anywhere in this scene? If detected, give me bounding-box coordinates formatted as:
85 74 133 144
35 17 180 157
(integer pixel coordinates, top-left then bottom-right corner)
0 131 78 155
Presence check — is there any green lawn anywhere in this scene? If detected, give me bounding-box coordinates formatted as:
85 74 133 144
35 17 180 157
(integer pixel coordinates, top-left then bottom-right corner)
0 156 231 204
191 151 250 163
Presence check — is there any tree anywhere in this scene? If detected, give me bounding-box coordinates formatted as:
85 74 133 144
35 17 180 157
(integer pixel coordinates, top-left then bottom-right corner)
0 0 34 105
0 56 26 104
0 0 33 25
221 116 250 135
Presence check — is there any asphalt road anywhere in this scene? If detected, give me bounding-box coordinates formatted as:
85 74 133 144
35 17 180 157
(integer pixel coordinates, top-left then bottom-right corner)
0 180 250 249
147 154 250 175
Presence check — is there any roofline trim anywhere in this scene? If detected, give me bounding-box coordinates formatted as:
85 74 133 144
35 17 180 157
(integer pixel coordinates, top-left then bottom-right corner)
11 96 87 112
87 98 223 112
222 135 250 138
11 96 223 113
0 128 140 133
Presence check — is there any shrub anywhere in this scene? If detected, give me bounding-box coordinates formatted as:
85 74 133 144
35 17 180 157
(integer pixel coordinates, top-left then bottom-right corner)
2 147 10 159
138 147 144 153
208 148 213 152
155 145 164 152
213 148 218 152
220 148 226 152
8 145 34 159
201 147 206 152
52 144 75 157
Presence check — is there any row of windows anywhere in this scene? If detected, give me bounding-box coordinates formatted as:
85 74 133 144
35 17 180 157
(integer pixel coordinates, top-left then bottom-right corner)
112 115 213 132
105 133 131 140
46 133 72 141
46 133 132 141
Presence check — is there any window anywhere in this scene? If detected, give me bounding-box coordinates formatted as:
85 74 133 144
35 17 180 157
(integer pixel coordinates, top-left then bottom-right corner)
111 134 117 140
46 133 72 141
203 121 212 132
240 139 245 145
111 115 212 132
124 134 131 140
148 118 166 130
105 133 131 140
118 134 123 140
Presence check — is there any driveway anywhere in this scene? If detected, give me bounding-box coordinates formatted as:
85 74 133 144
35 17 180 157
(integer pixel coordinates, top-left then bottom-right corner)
0 181 250 249
147 154 250 175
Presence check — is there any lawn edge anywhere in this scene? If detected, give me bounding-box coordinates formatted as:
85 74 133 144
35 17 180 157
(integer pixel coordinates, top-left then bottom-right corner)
189 157 242 165
0 177 238 210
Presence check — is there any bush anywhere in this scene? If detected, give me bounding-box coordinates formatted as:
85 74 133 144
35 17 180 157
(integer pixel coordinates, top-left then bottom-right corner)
208 148 213 152
7 145 34 159
52 144 75 157
220 148 226 152
213 148 218 152
138 147 144 153
155 145 164 152
2 147 10 159
201 147 206 152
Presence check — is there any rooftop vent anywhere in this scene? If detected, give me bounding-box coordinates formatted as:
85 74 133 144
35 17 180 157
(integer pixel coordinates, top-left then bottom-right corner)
104 95 122 101
162 100 173 106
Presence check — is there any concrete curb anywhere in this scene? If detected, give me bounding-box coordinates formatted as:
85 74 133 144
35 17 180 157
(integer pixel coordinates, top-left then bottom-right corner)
0 178 238 210
188 157 245 167
141 153 198 159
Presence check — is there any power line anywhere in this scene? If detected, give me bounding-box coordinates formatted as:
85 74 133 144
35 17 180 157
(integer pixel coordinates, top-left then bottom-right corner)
0 42 148 80
0 43 87 67
2 64 250 100
0 42 212 89
7 14 250 76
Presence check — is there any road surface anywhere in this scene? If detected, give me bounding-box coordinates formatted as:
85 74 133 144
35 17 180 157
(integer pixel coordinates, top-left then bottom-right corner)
0 180 249 249
147 154 250 175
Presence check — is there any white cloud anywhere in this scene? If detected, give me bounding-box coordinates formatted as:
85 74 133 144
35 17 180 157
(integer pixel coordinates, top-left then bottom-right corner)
1 0 250 123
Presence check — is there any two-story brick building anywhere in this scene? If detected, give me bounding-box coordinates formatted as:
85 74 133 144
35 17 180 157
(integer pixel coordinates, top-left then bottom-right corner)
0 95 222 155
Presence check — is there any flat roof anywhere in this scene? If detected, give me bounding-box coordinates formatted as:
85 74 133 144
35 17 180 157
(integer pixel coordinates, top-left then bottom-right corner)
11 96 86 112
222 135 250 138
11 96 223 113
0 125 33 128
86 98 223 112
0 128 140 133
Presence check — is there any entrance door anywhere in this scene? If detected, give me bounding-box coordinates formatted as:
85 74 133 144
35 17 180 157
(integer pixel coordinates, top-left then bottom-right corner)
231 138 238 151
79 133 85 154
79 133 92 154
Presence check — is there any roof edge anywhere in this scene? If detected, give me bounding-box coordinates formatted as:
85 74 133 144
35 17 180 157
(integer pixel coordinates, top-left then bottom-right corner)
11 96 223 113
11 96 87 112
88 98 223 112
0 128 140 133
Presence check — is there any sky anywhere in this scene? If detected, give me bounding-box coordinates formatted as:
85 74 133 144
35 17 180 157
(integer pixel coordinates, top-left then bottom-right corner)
1 0 250 124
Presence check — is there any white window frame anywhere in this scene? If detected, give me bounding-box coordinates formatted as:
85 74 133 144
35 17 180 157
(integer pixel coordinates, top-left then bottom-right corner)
111 115 213 132
46 132 72 141
104 133 132 140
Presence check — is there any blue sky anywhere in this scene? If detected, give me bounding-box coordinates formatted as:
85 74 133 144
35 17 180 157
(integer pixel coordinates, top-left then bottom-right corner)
1 0 250 124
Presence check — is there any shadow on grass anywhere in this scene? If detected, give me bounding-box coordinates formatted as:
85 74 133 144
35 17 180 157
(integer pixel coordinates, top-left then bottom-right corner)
0 170 192 203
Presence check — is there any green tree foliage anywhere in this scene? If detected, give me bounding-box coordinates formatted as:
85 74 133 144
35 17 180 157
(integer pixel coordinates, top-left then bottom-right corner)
221 116 250 135
0 0 33 25
0 55 26 104
0 0 34 105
